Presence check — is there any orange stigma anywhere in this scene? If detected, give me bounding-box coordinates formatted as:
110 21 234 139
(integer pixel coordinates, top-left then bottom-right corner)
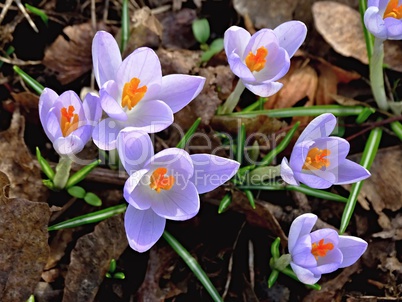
311 239 334 260
245 46 268 72
60 105 79 137
149 167 175 193
121 77 147 110
384 0 402 19
302 147 331 170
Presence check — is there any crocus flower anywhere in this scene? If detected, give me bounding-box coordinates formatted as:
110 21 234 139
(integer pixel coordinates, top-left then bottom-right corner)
288 213 367 284
280 113 370 189
117 128 240 252
39 88 102 155
223 21 307 97
91 31 206 150
364 0 402 40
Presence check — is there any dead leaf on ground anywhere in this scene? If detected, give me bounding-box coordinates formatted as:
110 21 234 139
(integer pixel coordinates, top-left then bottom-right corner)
0 109 47 202
43 23 110 85
63 214 127 302
0 171 50 302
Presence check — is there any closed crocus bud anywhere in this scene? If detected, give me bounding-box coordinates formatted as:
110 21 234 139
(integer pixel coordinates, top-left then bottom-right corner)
288 213 368 285
281 113 371 189
364 0 402 40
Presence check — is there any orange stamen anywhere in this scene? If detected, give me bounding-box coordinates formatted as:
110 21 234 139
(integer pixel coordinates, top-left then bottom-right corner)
121 77 147 110
302 147 331 170
245 46 268 72
149 167 175 193
311 239 334 260
384 0 402 19
60 105 79 137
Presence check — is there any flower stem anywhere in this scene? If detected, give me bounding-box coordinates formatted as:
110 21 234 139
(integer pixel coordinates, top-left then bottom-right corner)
369 38 388 111
218 80 245 114
53 156 72 190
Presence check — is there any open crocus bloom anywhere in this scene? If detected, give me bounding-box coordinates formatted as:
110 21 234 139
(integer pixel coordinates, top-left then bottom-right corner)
280 113 371 189
117 128 240 252
364 0 402 40
223 21 307 97
288 213 368 284
91 31 206 150
39 88 102 156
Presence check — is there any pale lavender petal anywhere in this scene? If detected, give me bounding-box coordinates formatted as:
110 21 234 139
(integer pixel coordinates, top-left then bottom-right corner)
333 159 371 185
254 47 289 83
280 157 300 186
102 79 120 101
124 206 166 253
294 171 335 189
146 148 194 180
116 47 162 100
159 74 205 113
309 248 343 274
92 118 122 150
290 262 321 285
92 31 122 87
124 169 151 210
189 154 240 194
224 26 251 59
227 53 256 83
310 228 339 247
83 92 102 126
289 140 315 172
39 88 58 125
243 28 278 60
384 17 402 40
311 137 350 170
43 109 61 142
291 234 316 268
151 181 200 221
53 135 85 155
125 100 173 133
117 127 154 173
273 21 307 58
364 6 388 40
338 235 368 268
296 113 337 144
288 213 317 254
99 88 127 121
243 81 283 97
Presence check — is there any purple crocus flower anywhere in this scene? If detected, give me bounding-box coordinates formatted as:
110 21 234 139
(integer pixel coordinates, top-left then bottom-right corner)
280 113 370 189
91 31 206 150
117 128 240 252
39 88 102 156
223 21 307 97
288 213 368 284
364 0 402 40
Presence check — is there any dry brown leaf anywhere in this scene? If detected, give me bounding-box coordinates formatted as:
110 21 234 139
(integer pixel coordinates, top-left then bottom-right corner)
0 171 50 302
63 214 127 302
0 109 47 202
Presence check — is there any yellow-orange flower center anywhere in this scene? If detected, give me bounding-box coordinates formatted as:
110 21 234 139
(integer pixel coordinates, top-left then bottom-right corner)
149 167 175 193
302 147 331 170
121 77 147 110
311 239 334 260
384 0 402 19
60 105 79 137
245 46 268 72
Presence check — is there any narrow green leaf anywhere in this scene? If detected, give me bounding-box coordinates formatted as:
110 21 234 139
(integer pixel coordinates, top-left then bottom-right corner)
67 186 86 199
25 4 48 25
163 230 222 302
36 147 55 180
26 295 35 302
244 189 256 209
281 266 321 290
192 18 210 44
246 140 260 164
359 0 374 61
109 259 117 273
355 107 375 124
267 268 279 288
66 159 101 188
13 66 44 95
121 0 129 53
237 123 246 164
0 45 15 69
270 237 281 260
113 272 126 279
200 38 224 62
390 121 402 141
260 121 300 166
105 272 112 278
42 179 55 190
176 117 202 149
218 193 232 213
227 105 368 118
48 204 127 231
242 97 267 112
84 192 102 207
340 126 382 234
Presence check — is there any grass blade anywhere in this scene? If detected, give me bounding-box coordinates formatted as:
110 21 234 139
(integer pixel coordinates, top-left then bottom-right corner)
13 66 44 95
176 117 202 149
120 0 129 53
237 123 246 164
